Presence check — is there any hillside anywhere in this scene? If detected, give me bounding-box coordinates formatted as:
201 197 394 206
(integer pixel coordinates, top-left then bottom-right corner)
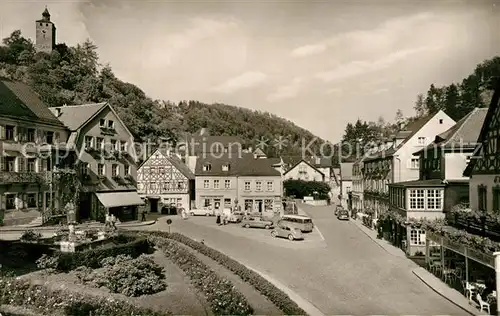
0 31 331 158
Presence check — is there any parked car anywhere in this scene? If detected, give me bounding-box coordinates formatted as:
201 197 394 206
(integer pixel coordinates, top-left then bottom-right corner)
337 209 349 220
228 211 244 223
189 208 215 216
241 216 273 229
334 205 343 216
271 224 304 241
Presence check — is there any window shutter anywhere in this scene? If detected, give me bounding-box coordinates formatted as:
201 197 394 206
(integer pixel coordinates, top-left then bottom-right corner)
478 185 482 210
493 187 499 212
0 156 4 172
0 125 4 139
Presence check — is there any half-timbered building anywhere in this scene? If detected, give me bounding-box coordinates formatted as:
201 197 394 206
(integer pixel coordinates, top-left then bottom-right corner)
137 148 195 212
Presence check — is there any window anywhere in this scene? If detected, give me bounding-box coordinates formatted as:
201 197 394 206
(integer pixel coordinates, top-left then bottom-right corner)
267 181 273 191
112 164 118 177
45 192 52 208
80 162 89 175
466 155 471 163
150 183 157 190
162 182 170 191
244 199 253 211
214 179 220 189
222 164 230 171
85 136 93 149
224 198 231 207
27 158 36 172
204 180 209 188
27 128 36 142
108 120 114 128
409 189 425 210
410 228 426 246
244 181 251 191
27 193 37 208
100 119 106 127
3 157 15 172
111 139 117 151
203 164 212 171
256 181 262 191
45 131 54 144
225 179 231 189
265 199 273 211
494 186 500 212
96 137 104 149
439 119 443 124
18 158 25 172
177 181 184 190
5 125 15 141
299 165 306 172
417 137 426 145
203 199 211 207
410 158 419 169
151 167 157 174
427 189 442 210
5 194 15 210
97 163 105 176
159 167 165 174
120 141 127 151
124 164 130 175
478 185 487 211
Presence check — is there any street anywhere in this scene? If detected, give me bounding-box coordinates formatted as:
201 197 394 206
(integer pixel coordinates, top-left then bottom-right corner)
140 203 467 315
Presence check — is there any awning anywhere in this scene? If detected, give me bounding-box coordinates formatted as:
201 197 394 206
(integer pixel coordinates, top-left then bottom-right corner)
96 191 145 208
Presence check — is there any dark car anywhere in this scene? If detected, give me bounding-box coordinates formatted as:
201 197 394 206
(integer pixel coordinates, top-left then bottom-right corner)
334 205 343 216
337 209 349 220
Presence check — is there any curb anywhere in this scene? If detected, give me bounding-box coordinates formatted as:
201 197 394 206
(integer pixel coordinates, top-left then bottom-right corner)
244 265 325 316
349 218 406 258
412 268 478 316
0 220 157 232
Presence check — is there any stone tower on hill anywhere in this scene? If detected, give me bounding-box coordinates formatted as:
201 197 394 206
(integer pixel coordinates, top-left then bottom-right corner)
35 7 56 53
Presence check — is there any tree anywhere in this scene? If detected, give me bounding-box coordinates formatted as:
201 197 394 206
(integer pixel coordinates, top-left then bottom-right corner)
414 93 425 117
443 83 461 120
1 30 35 64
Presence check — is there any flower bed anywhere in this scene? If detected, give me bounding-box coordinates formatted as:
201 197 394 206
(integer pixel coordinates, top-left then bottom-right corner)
0 278 169 316
55 234 151 271
146 231 307 316
149 235 253 315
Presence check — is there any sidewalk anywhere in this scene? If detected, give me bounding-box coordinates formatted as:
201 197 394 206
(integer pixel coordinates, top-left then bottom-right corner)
413 267 485 315
0 219 157 232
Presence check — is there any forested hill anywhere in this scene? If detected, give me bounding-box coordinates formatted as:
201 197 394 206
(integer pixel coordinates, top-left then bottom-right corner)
0 31 331 158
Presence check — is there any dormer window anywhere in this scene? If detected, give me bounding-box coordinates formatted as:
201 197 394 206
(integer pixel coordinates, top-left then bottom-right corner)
417 137 426 145
108 120 115 129
222 164 230 171
203 163 212 171
100 119 106 127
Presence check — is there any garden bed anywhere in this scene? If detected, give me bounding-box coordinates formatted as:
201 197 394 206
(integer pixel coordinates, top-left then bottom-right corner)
145 231 308 316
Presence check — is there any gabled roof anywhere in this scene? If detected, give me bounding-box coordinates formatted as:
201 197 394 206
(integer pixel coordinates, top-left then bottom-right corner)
282 155 332 169
340 162 354 181
283 159 324 177
195 152 280 176
364 111 449 161
0 79 65 127
253 147 266 156
49 103 107 130
464 83 500 177
414 108 487 155
180 134 247 156
139 148 194 179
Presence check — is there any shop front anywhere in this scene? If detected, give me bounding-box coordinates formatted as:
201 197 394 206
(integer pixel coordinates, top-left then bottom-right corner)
95 190 144 222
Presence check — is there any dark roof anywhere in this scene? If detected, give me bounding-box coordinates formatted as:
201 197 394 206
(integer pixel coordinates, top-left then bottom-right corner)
283 159 324 177
282 155 332 168
389 179 445 187
49 103 107 131
414 108 487 155
340 162 354 181
464 83 500 176
181 135 247 155
266 157 282 165
364 113 443 161
0 79 65 127
195 152 281 176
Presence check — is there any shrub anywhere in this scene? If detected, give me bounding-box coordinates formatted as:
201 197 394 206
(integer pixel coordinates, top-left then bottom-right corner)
56 235 151 271
77 254 167 297
147 231 307 316
36 254 59 271
284 179 330 199
20 230 42 242
150 235 253 315
0 278 170 316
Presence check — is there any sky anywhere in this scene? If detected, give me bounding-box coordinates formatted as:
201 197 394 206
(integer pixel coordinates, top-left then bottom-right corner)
1 0 499 143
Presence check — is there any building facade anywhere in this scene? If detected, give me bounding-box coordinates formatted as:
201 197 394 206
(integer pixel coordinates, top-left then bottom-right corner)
283 160 325 182
0 80 71 225
360 111 455 225
351 159 364 213
35 8 56 53
385 107 486 255
50 103 143 222
137 148 195 212
195 153 282 216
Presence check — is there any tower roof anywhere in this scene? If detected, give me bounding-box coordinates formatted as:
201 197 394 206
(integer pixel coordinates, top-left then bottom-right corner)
42 7 50 17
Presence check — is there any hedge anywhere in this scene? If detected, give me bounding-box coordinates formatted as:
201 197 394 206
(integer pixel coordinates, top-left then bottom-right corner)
146 231 308 316
0 278 169 316
149 235 253 315
54 234 151 272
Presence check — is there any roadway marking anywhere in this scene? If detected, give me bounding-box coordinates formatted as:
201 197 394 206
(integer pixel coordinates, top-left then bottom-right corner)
314 226 325 241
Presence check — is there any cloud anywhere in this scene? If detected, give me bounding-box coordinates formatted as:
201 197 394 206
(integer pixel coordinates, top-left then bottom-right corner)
212 71 268 94
148 17 238 66
326 87 343 95
291 12 434 58
316 46 439 82
291 44 327 57
267 77 305 102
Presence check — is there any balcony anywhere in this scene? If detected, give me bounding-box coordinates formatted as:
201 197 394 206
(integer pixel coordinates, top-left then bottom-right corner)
0 172 46 184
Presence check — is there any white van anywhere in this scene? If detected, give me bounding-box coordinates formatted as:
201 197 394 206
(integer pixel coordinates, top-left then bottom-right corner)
279 215 314 232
